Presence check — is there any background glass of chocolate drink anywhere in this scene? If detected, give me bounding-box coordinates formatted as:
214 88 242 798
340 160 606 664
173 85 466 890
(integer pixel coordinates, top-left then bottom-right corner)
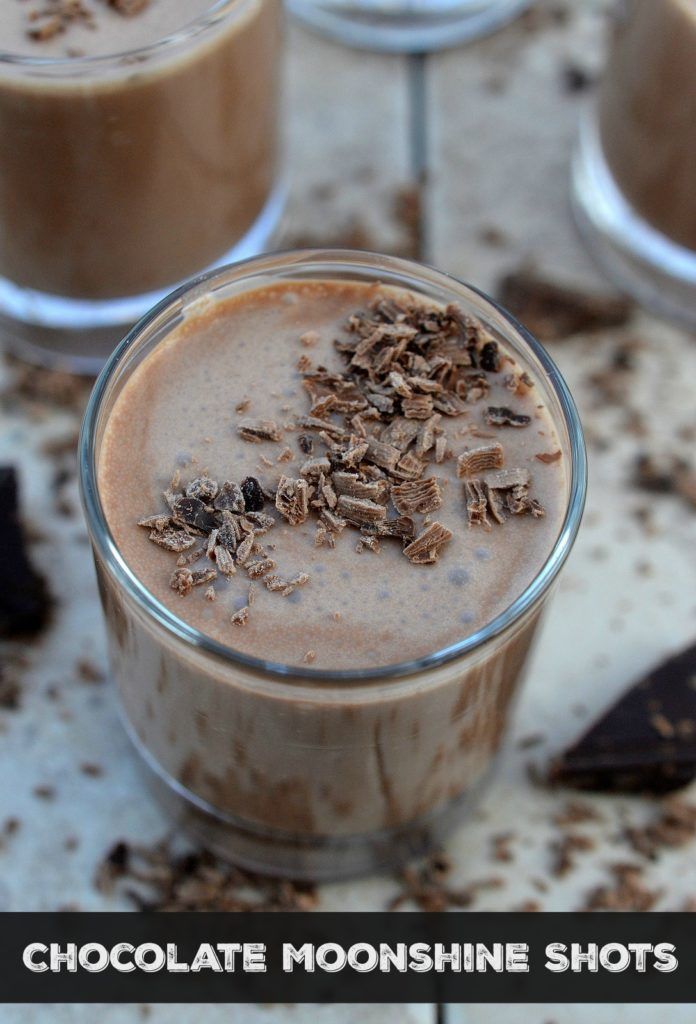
572 0 696 329
286 0 533 52
79 249 586 881
0 0 283 374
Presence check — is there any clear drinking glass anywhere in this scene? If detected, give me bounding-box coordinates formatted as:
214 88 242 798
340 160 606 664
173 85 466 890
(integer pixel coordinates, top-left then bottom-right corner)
79 249 586 881
0 0 284 374
286 0 534 52
572 0 696 329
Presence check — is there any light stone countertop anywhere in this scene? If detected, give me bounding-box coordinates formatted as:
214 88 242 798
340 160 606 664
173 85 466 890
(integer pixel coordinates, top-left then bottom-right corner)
1 3 695 1023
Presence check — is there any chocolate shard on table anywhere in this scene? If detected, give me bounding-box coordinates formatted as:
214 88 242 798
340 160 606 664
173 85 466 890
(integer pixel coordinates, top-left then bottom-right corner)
550 642 696 794
0 466 52 638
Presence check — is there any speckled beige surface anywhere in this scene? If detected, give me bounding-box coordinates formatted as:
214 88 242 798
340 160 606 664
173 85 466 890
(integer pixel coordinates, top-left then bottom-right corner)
1 4 695 1023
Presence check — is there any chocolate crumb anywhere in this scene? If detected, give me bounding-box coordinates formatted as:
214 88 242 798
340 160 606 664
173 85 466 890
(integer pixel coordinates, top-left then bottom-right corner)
108 0 149 16
536 450 562 464
230 606 249 626
237 419 282 444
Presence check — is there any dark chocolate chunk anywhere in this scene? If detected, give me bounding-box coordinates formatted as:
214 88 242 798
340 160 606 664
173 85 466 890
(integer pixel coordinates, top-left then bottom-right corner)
550 642 696 794
241 476 265 512
479 341 501 373
297 434 314 456
171 497 217 534
0 467 52 638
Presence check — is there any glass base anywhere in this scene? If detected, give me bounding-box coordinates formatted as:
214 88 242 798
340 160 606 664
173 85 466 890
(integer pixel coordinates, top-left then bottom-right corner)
0 179 287 376
286 0 533 53
572 113 696 331
122 707 494 883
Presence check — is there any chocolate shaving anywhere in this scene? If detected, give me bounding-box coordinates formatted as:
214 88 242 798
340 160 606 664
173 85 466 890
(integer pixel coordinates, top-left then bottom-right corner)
300 457 331 478
237 419 282 443
214 546 236 577
393 452 426 481
214 481 245 514
364 439 401 473
391 478 442 515
275 476 310 526
486 468 531 491
234 533 255 566
485 406 531 428
403 522 453 564
380 417 420 452
402 394 434 420
376 516 416 541
244 511 275 533
457 443 504 477
265 573 310 597
170 567 216 596
332 472 389 504
245 558 277 579
464 480 490 529
149 528 197 553
137 513 171 532
336 495 387 526
185 477 219 502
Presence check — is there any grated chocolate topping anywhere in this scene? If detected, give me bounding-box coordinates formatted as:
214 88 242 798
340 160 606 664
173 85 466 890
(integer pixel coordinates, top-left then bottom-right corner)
136 292 551 639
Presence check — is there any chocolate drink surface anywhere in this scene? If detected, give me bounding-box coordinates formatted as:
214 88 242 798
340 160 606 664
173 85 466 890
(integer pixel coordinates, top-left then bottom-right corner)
98 281 567 671
598 0 696 252
0 0 281 299
89 273 577 862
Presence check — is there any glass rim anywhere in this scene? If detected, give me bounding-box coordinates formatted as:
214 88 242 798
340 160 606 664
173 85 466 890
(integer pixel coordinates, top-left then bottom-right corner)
78 248 587 685
0 0 250 71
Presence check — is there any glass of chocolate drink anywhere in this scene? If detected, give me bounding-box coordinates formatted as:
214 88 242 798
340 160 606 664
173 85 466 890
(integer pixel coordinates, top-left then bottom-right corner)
0 0 283 373
287 0 533 52
79 249 586 880
573 0 696 329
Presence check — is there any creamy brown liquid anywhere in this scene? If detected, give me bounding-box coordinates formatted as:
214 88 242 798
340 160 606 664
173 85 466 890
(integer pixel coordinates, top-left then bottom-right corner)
0 0 281 299
99 281 566 671
93 279 570 847
599 0 696 252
